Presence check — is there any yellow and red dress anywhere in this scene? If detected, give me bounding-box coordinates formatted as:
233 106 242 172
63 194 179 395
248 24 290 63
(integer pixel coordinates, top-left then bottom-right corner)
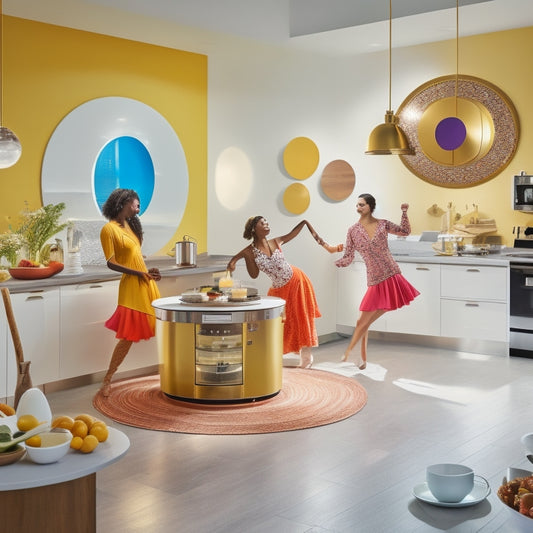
253 244 320 354
100 220 160 342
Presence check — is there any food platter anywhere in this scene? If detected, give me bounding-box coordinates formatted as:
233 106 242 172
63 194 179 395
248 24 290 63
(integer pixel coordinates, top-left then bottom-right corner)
178 295 261 307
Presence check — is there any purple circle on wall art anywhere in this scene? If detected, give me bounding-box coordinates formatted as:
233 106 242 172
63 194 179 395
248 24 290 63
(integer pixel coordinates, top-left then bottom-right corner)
435 117 467 151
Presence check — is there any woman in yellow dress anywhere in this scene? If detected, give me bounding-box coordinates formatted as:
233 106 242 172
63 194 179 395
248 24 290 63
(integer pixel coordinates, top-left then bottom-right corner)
99 189 161 396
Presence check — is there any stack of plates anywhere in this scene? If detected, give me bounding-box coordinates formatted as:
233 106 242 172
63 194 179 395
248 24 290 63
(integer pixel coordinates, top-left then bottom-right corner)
180 292 208 303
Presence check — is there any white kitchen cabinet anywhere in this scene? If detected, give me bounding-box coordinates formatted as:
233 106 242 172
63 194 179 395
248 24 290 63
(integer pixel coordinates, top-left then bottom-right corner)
59 282 120 379
336 262 388 334
6 289 60 394
441 299 508 341
440 264 508 342
383 263 441 336
0 305 7 398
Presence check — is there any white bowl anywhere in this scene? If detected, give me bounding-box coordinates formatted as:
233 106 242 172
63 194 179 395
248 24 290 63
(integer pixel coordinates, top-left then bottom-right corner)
25 429 71 464
16 388 52 424
498 467 533 532
521 433 533 454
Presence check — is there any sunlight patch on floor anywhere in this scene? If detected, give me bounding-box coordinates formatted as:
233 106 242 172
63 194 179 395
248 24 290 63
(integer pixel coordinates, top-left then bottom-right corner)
313 361 388 381
392 378 485 404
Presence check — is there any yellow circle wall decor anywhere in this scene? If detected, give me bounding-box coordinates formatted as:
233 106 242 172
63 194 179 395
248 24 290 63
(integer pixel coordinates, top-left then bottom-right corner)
320 159 355 201
283 183 310 214
397 75 519 188
283 137 319 180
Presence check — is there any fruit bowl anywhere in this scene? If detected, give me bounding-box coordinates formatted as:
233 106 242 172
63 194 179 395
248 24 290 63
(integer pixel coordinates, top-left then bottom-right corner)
0 444 26 466
8 262 63 280
25 429 71 464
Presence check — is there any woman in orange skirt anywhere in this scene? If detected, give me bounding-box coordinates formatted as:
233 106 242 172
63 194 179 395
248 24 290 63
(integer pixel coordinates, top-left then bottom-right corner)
99 189 161 396
335 193 420 369
227 216 341 368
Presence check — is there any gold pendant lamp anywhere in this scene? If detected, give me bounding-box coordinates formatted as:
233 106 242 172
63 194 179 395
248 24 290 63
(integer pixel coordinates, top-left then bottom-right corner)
0 0 22 169
366 0 413 155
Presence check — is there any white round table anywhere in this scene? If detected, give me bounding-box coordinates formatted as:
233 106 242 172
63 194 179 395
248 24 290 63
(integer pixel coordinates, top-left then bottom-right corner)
0 427 129 532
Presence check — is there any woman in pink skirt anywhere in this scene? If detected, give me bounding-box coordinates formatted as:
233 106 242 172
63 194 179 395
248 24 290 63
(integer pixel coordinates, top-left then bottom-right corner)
335 193 419 369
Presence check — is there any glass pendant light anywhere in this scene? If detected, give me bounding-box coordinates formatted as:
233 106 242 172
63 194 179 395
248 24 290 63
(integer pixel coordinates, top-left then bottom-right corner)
366 0 413 155
0 1 22 169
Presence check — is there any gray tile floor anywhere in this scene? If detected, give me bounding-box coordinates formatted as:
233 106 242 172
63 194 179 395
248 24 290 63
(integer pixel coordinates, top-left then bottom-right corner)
45 337 533 532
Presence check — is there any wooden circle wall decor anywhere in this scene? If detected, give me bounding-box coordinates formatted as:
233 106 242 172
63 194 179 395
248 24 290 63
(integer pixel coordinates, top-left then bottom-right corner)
283 182 310 214
397 75 519 188
283 137 319 180
320 159 356 201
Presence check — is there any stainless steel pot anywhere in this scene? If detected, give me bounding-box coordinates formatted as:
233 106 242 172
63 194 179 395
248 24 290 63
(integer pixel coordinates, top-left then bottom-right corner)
175 236 197 267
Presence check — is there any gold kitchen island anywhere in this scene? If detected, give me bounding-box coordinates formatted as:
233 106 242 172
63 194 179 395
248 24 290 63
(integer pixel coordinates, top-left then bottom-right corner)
152 296 285 403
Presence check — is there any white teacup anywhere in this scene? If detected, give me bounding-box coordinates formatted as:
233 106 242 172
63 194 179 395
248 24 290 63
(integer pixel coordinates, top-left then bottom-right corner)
426 463 474 503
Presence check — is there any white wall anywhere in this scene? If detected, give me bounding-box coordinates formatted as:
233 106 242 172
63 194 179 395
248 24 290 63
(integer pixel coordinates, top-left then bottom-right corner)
206 41 453 337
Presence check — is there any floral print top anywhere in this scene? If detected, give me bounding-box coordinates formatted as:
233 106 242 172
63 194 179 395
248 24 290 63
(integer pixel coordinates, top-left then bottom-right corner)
252 244 293 288
335 212 411 286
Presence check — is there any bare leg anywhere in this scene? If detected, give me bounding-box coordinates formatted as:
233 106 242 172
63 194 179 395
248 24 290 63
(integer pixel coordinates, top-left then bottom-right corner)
341 310 386 365
358 331 368 369
298 346 313 369
100 339 133 397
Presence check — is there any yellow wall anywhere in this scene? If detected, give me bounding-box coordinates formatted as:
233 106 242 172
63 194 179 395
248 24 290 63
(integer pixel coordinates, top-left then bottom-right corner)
1 16 207 253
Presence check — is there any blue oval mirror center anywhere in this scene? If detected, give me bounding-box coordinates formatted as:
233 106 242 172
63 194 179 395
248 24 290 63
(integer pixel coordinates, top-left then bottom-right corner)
94 136 155 216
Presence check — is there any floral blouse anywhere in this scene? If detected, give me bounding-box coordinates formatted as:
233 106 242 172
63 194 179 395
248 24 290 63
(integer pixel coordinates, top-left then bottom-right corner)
335 212 411 286
252 245 293 288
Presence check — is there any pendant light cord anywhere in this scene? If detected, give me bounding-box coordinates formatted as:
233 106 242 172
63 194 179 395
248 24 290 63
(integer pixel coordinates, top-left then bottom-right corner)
0 0 4 127
388 0 392 112
455 0 459 114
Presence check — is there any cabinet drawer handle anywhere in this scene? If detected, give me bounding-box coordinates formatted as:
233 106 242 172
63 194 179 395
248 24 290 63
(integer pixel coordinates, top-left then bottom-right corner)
465 302 479 307
89 285 103 289
466 269 480 273
416 267 430 271
25 295 44 301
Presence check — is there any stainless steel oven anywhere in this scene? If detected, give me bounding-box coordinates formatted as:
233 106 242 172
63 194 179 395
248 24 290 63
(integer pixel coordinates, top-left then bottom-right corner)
510 263 533 357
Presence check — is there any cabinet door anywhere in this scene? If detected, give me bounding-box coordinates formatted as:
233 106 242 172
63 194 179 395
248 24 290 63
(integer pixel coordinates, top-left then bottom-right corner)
59 282 119 379
7 289 60 393
441 299 508 341
441 265 507 301
336 262 387 334
60 281 159 379
0 305 7 398
384 263 441 336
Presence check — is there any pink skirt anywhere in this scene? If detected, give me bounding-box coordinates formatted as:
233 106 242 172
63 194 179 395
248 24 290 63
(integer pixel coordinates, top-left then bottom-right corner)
359 273 420 312
105 305 156 342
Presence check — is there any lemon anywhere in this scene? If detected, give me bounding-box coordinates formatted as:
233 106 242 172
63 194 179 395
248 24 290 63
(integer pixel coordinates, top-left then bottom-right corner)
25 435 41 447
52 415 75 431
74 414 96 430
17 414 40 432
80 434 99 453
89 422 109 442
70 436 84 450
71 420 88 439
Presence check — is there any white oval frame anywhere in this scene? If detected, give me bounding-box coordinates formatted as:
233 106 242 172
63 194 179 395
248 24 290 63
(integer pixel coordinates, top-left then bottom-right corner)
41 97 188 256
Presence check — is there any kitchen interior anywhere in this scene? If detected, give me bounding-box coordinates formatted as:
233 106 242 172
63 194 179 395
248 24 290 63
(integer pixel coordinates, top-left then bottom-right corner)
2 0 533 531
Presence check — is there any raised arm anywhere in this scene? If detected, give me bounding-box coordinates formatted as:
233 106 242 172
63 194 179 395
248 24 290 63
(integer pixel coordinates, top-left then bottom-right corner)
386 203 411 237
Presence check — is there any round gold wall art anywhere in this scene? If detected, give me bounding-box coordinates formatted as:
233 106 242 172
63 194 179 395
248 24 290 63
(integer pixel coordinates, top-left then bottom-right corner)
320 159 355 201
283 137 319 180
283 183 310 214
397 75 519 188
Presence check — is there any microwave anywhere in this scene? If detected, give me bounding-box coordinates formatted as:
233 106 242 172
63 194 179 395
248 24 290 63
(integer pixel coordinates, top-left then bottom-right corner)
514 172 533 212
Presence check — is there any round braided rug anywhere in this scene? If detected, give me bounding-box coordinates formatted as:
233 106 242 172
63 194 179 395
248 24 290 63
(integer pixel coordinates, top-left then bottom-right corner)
93 368 367 435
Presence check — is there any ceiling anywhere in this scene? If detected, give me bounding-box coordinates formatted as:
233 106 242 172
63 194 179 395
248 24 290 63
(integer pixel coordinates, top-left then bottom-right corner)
6 0 533 55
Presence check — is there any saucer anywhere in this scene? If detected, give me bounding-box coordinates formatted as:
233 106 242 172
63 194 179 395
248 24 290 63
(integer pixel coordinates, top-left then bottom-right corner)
413 475 490 507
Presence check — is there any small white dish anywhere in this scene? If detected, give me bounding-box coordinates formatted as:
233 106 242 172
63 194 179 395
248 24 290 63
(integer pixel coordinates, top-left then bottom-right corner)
413 475 490 507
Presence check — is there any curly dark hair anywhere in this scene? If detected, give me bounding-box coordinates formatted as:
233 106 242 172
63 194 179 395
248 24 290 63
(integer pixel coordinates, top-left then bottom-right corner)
243 215 264 240
101 188 144 244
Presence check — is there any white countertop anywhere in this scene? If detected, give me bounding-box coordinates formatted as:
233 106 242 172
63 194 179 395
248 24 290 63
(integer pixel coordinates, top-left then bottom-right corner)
0 427 130 491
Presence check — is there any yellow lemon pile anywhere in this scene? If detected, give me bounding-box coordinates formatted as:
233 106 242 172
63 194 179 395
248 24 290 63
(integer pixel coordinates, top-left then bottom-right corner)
52 413 109 454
